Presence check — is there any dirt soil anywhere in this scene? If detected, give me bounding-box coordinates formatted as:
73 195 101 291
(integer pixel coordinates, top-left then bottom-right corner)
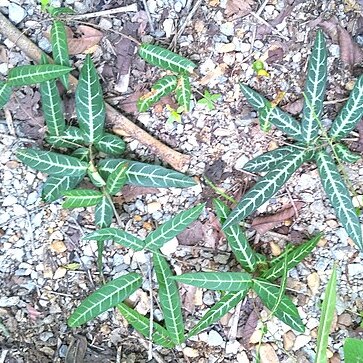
1 0 363 362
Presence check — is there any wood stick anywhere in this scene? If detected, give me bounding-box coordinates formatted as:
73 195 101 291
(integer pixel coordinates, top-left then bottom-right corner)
0 13 190 172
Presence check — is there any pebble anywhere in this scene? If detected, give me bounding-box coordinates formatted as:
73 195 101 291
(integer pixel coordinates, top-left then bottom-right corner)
207 330 224 347
216 42 236 53
159 237 178 256
39 331 53 342
8 3 27 24
38 37 52 53
283 331 296 351
163 18 174 38
53 267 67 279
338 313 352 327
203 291 215 306
99 18 113 30
0 296 19 307
348 263 363 277
147 201 161 214
237 352 250 363
2 195 17 206
307 272 320 295
293 334 311 350
220 22 234 36
183 347 199 358
225 340 240 354
292 53 302 63
259 344 279 363
0 212 10 225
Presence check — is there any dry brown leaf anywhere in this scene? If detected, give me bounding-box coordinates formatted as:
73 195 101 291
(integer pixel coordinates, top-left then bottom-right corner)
118 90 144 114
282 98 304 115
119 185 159 203
182 285 197 313
251 202 304 235
177 220 205 246
240 309 259 348
67 25 103 55
225 0 254 18
319 17 363 67
200 63 228 86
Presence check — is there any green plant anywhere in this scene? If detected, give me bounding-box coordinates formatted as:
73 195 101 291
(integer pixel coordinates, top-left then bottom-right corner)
137 44 195 113
223 29 363 251
68 204 205 348
171 198 321 336
197 89 221 111
344 338 363 362
315 264 337 363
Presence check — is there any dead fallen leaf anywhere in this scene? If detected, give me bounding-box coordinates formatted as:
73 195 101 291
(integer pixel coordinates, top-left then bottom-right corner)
153 95 178 113
66 25 103 55
132 10 149 35
182 285 197 313
282 98 304 115
240 308 260 348
27 305 42 321
177 220 205 245
225 0 254 19
65 335 87 363
119 185 159 203
118 90 144 114
200 63 228 85
209 0 220 6
319 17 363 67
251 202 304 235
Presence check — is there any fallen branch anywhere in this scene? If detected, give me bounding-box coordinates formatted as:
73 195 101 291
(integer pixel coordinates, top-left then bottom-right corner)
0 12 190 172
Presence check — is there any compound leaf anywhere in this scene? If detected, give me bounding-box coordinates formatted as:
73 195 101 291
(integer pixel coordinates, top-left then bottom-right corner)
46 126 85 149
301 29 327 144
243 145 296 173
315 265 337 363
42 175 83 202
76 54 105 143
329 75 363 140
188 290 248 338
333 143 361 163
63 189 103 208
153 253 184 345
8 64 72 87
175 73 191 112
94 133 126 156
172 272 252 291
50 20 70 89
144 203 204 252
71 147 90 162
316 150 363 250
0 81 12 108
95 196 113 228
83 227 145 251
106 162 128 195
68 273 142 327
137 75 178 112
138 43 196 74
117 303 174 348
261 234 321 281
17 148 88 177
253 278 304 332
214 199 256 272
224 148 308 229
98 159 196 188
343 338 363 363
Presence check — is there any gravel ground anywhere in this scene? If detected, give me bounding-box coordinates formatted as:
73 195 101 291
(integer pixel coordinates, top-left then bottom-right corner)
1 0 363 362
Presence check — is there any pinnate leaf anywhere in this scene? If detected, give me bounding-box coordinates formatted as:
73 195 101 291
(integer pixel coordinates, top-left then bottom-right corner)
17 148 87 177
253 278 304 332
63 189 103 208
333 143 361 163
343 338 363 363
137 75 178 112
68 273 142 327
144 203 204 252
76 55 105 143
71 147 89 162
316 150 363 250
98 159 196 188
46 126 85 149
172 271 252 291
106 162 128 195
175 74 191 112
117 303 174 348
153 253 184 345
50 20 70 89
8 64 72 87
0 81 11 108
42 175 83 202
94 133 126 155
83 227 145 251
95 196 113 228
138 43 196 74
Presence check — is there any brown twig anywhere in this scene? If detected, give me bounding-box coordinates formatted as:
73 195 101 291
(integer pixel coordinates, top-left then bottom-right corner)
0 12 190 172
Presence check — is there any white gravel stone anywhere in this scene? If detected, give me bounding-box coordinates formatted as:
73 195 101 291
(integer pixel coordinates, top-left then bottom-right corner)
207 330 224 347
0 296 20 307
220 22 234 36
293 334 311 350
8 3 27 24
2 195 18 206
225 340 240 354
348 263 363 277
292 53 302 63
234 155 249 171
159 237 178 256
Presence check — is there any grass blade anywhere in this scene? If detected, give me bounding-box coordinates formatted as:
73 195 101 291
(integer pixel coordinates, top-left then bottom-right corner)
144 204 204 252
301 29 327 144
188 290 248 338
76 55 105 143
117 303 174 348
316 150 363 250
153 253 185 345
83 227 145 251
8 64 72 86
68 273 142 327
172 272 252 291
315 265 337 363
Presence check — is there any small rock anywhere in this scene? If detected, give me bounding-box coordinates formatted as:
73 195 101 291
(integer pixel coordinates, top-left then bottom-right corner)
348 263 363 277
147 201 161 214
225 340 240 354
13 204 26 216
183 347 199 358
234 155 249 171
237 352 250 363
239 43 251 52
39 331 53 342
220 22 234 36
203 291 215 306
254 40 264 49
99 18 113 30
292 53 302 63
0 212 10 224
0 296 20 307
133 250 148 264
8 3 27 24
216 42 236 53
338 313 352 327
307 272 320 295
2 195 17 206
293 334 311 351
259 344 279 363
283 331 296 351
270 242 281 256
50 240 67 253
27 191 38 205
207 330 224 347
163 18 174 38
249 329 263 344
53 267 67 279
38 37 52 52
159 237 178 256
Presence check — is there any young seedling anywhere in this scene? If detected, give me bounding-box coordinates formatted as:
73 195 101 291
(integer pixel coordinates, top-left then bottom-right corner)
172 198 321 337
197 90 221 111
224 29 363 251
